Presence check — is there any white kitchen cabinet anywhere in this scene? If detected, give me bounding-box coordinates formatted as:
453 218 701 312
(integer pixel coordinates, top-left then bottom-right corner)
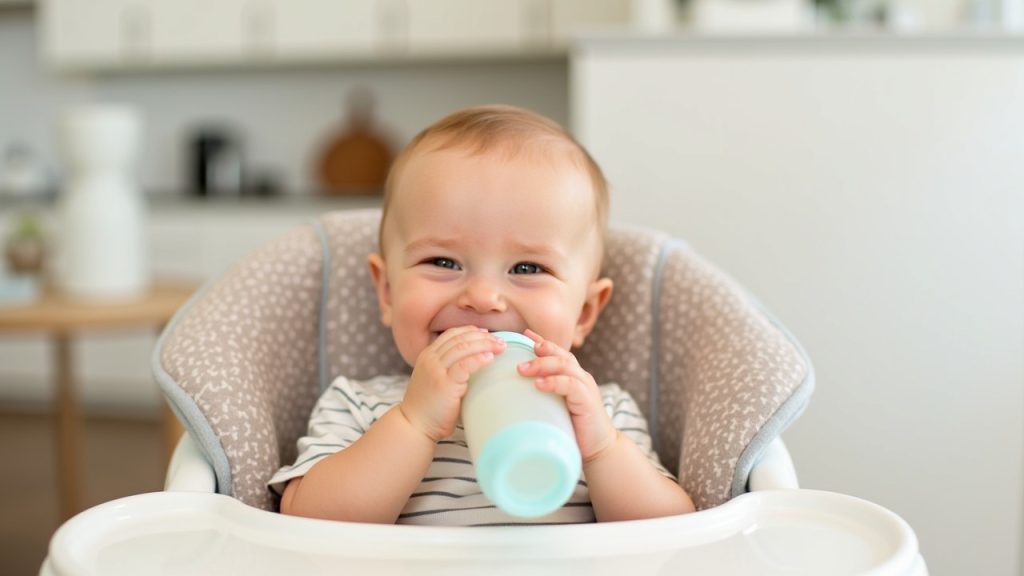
268 0 379 59
38 0 634 69
147 0 254 63
405 0 531 54
146 200 337 280
41 0 262 66
550 0 630 48
40 0 145 67
402 0 633 54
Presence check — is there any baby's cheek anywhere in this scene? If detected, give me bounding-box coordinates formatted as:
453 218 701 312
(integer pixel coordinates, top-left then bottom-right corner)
532 323 573 350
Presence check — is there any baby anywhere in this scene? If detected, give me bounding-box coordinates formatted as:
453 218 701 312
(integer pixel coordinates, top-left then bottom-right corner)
270 105 695 524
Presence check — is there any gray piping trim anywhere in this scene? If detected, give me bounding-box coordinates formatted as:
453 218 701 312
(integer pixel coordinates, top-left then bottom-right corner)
648 238 689 454
312 218 332 393
151 278 234 497
730 290 817 498
650 235 814 497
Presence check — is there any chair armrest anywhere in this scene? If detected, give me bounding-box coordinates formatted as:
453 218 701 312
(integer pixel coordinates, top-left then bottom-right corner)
165 432 217 493
748 437 799 491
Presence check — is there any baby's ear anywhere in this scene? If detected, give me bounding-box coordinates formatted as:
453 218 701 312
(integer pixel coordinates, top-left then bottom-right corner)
367 253 393 327
573 277 614 348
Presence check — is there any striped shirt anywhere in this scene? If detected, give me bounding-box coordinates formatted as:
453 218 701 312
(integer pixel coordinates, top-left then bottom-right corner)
268 374 672 526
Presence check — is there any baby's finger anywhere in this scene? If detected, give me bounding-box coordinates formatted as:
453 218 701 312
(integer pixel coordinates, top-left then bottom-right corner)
524 331 574 360
523 328 544 344
447 349 497 384
437 332 505 364
431 325 487 350
431 326 491 359
534 374 587 402
517 354 585 380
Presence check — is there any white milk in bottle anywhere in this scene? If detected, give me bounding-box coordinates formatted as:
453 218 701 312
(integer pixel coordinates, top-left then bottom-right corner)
461 331 581 517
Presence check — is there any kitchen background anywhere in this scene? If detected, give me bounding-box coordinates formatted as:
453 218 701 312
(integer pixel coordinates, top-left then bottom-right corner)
2 0 1023 575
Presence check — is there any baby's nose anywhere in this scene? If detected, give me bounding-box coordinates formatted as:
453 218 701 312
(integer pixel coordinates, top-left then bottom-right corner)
457 276 506 313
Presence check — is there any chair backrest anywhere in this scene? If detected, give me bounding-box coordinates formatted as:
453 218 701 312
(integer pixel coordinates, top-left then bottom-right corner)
155 209 813 512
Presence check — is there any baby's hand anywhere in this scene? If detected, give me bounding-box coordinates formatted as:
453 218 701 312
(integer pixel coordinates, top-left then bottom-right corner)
517 329 616 462
401 326 506 443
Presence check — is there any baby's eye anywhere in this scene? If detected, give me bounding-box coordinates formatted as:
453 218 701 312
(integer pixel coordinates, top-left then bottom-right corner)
429 257 461 270
510 262 545 275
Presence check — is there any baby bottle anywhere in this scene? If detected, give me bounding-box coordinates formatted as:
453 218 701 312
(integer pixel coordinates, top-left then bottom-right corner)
461 331 582 518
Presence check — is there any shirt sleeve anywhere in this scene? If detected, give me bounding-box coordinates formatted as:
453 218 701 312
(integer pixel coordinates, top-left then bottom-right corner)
266 376 386 496
601 384 675 480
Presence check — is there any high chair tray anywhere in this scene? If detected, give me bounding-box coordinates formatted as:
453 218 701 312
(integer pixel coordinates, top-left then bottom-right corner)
42 489 926 576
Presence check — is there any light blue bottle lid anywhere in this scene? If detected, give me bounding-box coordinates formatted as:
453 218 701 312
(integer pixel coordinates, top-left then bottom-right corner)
476 421 582 518
489 330 535 351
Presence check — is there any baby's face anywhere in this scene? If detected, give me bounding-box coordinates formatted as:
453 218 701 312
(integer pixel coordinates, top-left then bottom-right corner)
370 146 609 366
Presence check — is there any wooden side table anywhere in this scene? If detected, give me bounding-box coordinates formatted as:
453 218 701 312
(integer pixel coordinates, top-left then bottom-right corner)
0 280 199 520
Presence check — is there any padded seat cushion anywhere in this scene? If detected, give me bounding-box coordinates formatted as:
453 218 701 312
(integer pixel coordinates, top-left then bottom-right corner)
155 209 813 512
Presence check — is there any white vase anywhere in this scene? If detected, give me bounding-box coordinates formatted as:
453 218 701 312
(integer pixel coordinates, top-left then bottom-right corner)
58 105 148 300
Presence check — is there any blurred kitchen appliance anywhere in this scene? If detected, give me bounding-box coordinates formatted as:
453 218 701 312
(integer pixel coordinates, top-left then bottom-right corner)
58 104 148 299
189 126 244 197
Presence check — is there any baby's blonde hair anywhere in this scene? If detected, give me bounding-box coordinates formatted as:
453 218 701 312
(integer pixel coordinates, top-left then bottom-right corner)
378 105 609 255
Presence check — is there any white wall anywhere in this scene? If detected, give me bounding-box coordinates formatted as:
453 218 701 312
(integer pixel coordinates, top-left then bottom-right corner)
573 35 1024 576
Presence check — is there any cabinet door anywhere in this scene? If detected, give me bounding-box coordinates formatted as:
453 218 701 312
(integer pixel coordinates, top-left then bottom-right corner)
406 0 526 54
549 0 630 47
148 0 254 63
41 0 152 67
273 0 377 58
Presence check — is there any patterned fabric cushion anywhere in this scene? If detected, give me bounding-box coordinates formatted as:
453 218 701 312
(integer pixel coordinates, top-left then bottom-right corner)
155 224 324 509
319 213 407 384
154 209 813 512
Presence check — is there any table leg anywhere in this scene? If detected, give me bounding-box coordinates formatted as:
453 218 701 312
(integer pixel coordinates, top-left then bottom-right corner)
54 333 81 520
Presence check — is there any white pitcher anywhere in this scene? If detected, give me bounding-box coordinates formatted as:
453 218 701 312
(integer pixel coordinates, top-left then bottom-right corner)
58 105 148 299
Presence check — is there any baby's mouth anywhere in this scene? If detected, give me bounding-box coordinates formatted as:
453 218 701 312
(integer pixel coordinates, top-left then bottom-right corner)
429 326 519 342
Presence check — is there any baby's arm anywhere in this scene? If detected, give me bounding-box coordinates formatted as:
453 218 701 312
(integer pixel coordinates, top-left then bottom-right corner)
280 404 436 523
281 327 505 523
580 430 696 521
518 330 695 521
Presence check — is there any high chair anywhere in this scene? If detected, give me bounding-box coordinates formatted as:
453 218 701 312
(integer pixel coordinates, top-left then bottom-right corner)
42 209 927 576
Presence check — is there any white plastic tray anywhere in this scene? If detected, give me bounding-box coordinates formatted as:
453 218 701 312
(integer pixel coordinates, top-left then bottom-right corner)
42 489 926 576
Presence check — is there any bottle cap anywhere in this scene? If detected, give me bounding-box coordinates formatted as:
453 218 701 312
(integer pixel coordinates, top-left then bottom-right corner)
476 421 582 518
